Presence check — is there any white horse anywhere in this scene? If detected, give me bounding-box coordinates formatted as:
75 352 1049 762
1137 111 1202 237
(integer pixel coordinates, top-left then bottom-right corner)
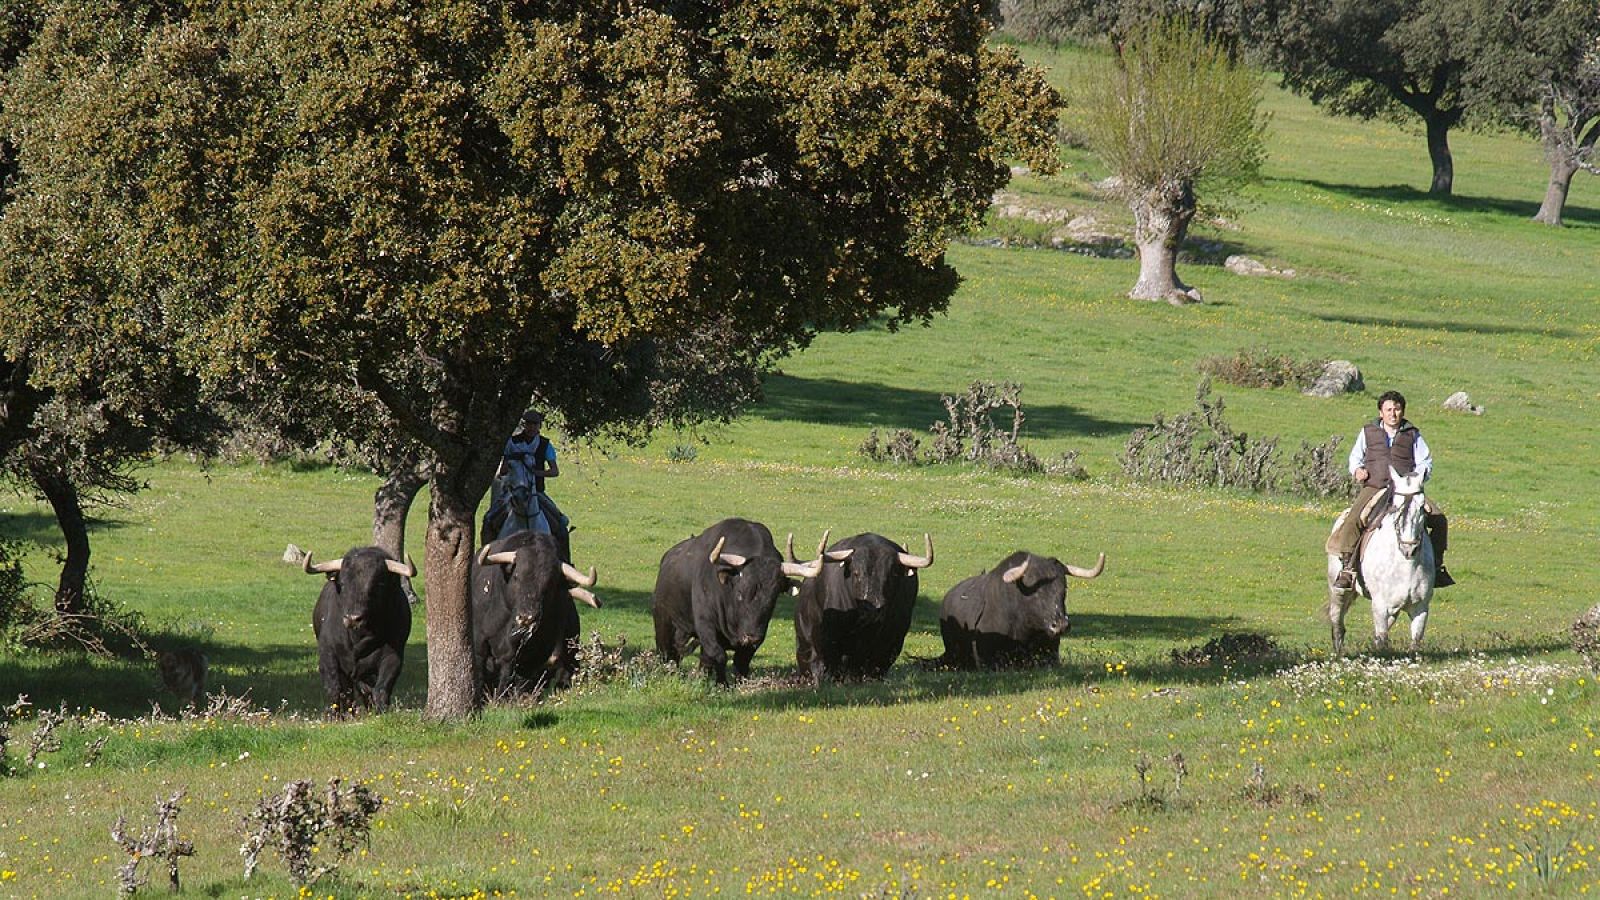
1327 468 1435 654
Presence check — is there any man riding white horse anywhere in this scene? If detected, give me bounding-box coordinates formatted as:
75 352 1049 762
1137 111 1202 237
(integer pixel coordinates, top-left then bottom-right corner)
1328 390 1453 591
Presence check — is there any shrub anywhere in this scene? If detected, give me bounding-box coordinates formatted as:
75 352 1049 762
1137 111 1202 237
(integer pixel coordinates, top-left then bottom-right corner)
1121 379 1342 496
860 381 1087 479
1197 348 1327 391
240 778 382 886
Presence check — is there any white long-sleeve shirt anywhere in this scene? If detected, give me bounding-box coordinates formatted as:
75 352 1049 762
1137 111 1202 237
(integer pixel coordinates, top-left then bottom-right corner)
1348 425 1432 481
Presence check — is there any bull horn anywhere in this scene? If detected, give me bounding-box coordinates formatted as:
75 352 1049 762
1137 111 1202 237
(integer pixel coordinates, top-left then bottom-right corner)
897 533 933 569
475 545 490 567
1001 557 1030 585
562 562 597 587
1065 553 1106 579
825 548 855 562
781 557 823 578
568 586 601 609
787 530 832 562
385 555 417 578
708 535 727 565
485 550 519 567
719 552 748 567
302 551 342 575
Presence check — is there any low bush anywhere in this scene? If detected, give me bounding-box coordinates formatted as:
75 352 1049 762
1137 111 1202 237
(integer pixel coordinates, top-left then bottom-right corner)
1197 348 1327 391
1120 380 1344 497
860 381 1087 478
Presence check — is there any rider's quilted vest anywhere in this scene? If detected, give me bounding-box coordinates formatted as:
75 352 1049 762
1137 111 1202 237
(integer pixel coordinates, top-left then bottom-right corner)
1361 419 1418 490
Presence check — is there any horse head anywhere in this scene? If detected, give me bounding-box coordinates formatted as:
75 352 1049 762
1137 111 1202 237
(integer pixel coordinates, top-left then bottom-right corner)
1386 467 1428 560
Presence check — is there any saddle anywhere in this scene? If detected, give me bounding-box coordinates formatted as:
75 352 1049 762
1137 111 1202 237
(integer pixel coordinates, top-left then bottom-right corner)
1324 488 1441 556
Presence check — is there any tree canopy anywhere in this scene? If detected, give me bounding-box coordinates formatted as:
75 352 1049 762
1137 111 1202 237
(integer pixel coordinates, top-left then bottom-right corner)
0 0 1062 718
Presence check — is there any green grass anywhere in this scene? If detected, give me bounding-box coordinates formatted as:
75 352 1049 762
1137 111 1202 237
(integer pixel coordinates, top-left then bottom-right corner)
1 41 1599 896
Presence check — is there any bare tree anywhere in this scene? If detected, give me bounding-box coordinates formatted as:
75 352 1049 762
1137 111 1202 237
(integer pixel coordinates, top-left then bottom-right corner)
1075 18 1268 303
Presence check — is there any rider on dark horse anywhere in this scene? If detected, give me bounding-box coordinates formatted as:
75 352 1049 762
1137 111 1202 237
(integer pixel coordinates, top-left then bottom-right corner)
482 409 571 558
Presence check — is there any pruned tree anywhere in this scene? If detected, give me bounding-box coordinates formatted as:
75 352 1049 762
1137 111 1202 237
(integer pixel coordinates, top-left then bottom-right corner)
3 0 1061 719
1532 38 1600 224
1252 0 1505 196
1465 0 1600 225
1074 17 1267 303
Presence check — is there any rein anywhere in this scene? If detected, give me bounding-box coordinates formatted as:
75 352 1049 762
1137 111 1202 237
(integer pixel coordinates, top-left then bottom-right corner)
1385 489 1425 558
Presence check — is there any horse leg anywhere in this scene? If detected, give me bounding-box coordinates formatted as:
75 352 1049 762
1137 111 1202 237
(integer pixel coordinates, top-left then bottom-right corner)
1370 602 1393 653
1328 585 1352 655
1407 603 1430 653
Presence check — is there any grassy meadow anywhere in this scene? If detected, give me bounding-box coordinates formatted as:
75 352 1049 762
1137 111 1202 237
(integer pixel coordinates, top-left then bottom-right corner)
2 41 1599 897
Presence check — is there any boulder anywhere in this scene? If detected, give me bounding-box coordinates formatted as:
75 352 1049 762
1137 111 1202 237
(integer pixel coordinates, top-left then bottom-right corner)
1442 391 1484 415
1303 360 1364 398
1224 255 1296 278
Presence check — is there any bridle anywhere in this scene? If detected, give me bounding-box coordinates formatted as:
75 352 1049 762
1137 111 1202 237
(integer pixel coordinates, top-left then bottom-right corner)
1386 487 1427 560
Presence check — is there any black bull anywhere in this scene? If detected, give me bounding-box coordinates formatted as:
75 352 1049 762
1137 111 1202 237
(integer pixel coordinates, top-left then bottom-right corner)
939 549 1106 669
652 518 823 684
472 530 599 699
794 532 933 681
304 546 415 712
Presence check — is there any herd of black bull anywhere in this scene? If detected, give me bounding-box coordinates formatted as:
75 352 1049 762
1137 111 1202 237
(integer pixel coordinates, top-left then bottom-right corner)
301 517 1106 712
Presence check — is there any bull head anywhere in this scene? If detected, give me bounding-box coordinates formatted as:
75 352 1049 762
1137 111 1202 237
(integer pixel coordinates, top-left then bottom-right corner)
301 550 414 578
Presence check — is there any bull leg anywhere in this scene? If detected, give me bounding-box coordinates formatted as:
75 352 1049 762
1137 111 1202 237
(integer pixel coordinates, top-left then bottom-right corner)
732 647 756 680
654 618 684 666
319 651 353 716
698 637 730 685
371 650 404 713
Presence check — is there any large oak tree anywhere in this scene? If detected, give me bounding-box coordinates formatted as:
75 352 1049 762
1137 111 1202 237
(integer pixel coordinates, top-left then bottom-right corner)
1252 0 1500 196
2 0 1060 718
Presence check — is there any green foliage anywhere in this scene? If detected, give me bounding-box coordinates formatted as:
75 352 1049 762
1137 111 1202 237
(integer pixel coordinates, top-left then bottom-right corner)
1072 16 1267 198
0 537 29 641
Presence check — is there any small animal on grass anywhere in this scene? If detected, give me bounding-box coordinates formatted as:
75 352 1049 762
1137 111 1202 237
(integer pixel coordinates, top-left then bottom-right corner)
156 648 209 707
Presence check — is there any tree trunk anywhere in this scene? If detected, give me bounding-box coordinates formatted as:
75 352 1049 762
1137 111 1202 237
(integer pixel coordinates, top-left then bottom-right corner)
373 452 428 605
421 463 490 720
29 461 89 616
1128 181 1201 304
1534 155 1578 226
1532 101 1596 226
1425 114 1454 195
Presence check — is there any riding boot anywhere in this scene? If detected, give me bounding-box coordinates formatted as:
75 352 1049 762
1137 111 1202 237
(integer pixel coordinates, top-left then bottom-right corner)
1434 550 1456 588
1332 553 1357 590
1433 522 1459 586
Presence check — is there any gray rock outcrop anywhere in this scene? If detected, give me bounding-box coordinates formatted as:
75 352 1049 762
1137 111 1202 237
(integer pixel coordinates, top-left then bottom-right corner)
1442 391 1484 415
1303 360 1364 398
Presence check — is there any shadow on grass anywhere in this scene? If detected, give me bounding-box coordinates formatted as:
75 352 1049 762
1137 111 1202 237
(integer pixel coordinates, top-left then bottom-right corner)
1306 310 1583 340
1297 178 1600 228
0 510 132 546
756 373 1146 437
0 637 428 719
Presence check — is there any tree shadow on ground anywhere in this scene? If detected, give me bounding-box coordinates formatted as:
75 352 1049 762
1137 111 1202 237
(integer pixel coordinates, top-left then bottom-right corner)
0 637 427 719
1306 310 1582 340
0 510 132 546
1297 178 1600 229
755 374 1146 437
